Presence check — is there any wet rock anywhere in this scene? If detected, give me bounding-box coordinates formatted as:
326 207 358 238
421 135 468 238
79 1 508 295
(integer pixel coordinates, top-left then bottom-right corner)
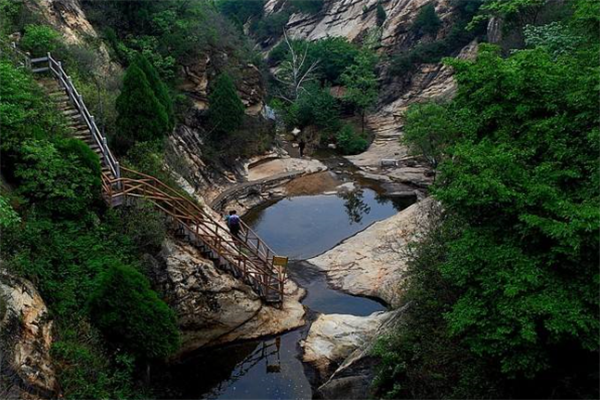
154 240 306 354
0 272 58 399
315 307 406 399
301 311 394 383
309 197 434 306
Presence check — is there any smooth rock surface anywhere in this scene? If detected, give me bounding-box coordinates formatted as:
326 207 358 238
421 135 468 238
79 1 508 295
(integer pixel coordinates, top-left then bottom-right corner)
154 240 306 354
0 272 58 399
309 197 434 306
301 311 394 382
247 157 326 181
315 307 406 399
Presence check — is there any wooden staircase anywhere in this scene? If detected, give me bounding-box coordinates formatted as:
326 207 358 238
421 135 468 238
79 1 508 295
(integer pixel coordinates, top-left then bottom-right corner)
14 49 287 306
38 78 114 178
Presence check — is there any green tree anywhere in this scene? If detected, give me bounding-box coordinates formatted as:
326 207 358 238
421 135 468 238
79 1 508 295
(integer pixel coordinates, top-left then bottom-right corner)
208 73 245 135
290 84 341 132
402 102 453 172
89 263 180 360
115 63 169 155
341 50 378 133
20 24 60 57
376 1 387 27
412 3 441 36
336 124 368 155
217 0 265 26
307 37 360 84
375 6 600 394
133 54 174 130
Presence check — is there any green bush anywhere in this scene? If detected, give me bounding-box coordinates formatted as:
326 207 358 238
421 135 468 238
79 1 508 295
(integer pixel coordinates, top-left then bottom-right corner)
133 54 174 130
217 0 265 25
208 73 245 135
89 263 180 360
290 85 341 131
412 3 441 36
251 11 290 42
115 63 169 155
14 139 100 217
289 0 324 15
20 24 60 57
336 124 368 155
308 37 360 84
376 1 387 27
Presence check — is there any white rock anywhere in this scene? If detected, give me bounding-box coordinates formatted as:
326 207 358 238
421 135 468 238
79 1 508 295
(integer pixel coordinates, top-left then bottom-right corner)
309 198 434 306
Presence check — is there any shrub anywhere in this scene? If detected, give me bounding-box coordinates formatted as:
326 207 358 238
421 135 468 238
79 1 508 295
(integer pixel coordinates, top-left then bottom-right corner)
20 24 60 57
308 37 360 84
89 263 180 360
291 85 341 131
289 0 324 15
14 140 101 217
217 0 265 25
412 3 442 36
251 11 290 42
208 73 245 135
115 63 169 155
133 54 174 130
336 124 368 155
402 102 453 170
376 1 387 27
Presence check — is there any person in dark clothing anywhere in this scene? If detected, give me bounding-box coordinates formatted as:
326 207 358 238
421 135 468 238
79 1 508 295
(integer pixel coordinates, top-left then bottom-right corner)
225 210 241 240
298 138 306 158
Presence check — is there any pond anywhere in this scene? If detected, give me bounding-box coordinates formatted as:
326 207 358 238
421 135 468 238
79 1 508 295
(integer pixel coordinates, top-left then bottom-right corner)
244 187 414 260
154 181 415 400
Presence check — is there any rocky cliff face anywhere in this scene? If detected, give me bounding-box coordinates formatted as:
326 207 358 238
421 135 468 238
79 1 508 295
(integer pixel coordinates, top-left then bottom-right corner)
151 239 306 355
25 0 116 72
0 272 58 399
271 0 456 51
264 0 479 187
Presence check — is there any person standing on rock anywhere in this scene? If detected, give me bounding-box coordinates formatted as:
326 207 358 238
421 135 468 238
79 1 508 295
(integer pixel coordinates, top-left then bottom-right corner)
298 137 306 158
225 210 242 241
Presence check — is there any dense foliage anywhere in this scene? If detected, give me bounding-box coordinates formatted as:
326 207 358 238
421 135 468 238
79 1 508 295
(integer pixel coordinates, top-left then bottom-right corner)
0 58 179 398
115 63 169 155
390 1 485 76
412 3 441 36
375 2 599 398
208 73 245 135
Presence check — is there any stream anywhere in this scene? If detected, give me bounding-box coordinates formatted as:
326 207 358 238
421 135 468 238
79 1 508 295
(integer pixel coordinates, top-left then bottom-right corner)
154 172 415 399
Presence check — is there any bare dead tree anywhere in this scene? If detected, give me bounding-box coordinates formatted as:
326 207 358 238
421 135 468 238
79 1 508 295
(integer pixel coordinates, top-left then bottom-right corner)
273 30 320 103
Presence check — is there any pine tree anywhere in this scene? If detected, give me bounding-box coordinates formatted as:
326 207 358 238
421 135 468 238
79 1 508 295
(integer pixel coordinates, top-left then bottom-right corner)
376 2 387 27
412 3 441 36
341 50 378 133
208 73 245 135
115 64 169 155
133 55 175 131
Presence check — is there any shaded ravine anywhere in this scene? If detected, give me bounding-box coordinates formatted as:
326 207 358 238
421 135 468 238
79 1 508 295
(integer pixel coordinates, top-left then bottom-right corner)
153 178 414 399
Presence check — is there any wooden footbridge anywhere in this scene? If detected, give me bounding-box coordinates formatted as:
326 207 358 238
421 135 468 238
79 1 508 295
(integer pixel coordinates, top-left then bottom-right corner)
6 44 286 305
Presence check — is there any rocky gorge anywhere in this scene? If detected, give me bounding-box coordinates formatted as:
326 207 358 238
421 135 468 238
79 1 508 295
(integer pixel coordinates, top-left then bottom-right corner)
1 0 491 398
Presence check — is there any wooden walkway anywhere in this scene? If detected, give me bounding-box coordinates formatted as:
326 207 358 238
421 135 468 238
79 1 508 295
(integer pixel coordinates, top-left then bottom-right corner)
20 49 286 305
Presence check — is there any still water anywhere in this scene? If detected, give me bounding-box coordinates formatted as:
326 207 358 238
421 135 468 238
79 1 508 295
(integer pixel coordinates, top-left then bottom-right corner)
155 186 414 399
244 188 414 260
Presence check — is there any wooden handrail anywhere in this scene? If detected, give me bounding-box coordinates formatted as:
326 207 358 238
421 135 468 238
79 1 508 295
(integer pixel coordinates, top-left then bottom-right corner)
103 171 286 304
7 43 286 304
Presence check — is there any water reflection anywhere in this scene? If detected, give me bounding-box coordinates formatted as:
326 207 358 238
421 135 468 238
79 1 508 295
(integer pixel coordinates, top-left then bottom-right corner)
337 188 371 224
244 187 413 260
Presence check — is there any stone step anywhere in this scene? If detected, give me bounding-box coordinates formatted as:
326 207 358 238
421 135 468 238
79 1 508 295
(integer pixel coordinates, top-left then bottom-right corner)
62 109 80 116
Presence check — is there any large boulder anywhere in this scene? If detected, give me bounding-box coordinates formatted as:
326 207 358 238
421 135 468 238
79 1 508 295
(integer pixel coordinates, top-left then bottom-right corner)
314 308 405 399
309 197 434 306
301 311 395 383
152 239 306 354
0 272 58 399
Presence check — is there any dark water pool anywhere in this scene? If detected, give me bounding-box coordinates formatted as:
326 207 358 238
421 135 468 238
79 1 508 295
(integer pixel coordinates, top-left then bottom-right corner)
244 188 413 260
154 185 412 399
